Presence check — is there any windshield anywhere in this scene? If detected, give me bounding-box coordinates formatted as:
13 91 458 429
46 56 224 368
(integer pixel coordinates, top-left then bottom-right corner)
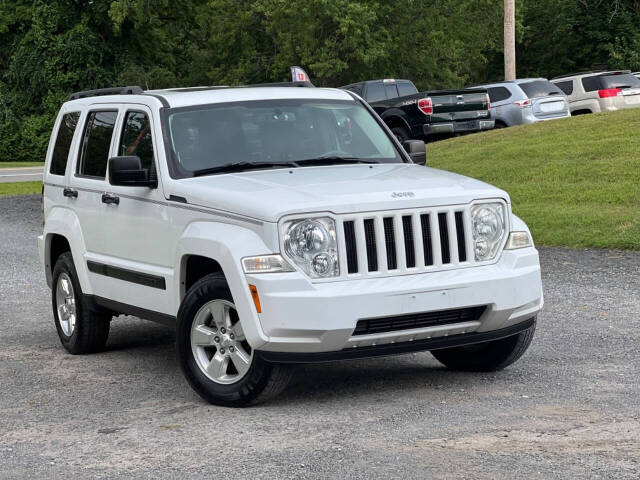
165 99 404 177
519 80 564 98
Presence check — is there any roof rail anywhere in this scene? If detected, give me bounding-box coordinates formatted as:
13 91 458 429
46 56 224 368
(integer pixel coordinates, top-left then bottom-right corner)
68 86 144 101
550 70 630 80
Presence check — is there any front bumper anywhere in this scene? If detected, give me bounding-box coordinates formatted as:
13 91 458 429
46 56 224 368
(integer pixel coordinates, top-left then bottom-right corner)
246 247 543 354
423 119 494 135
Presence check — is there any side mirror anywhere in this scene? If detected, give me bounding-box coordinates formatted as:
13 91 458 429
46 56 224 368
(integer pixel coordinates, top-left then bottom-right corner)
108 156 157 188
403 140 426 165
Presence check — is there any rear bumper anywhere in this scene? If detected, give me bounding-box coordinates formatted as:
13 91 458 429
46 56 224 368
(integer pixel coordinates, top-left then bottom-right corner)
423 119 494 135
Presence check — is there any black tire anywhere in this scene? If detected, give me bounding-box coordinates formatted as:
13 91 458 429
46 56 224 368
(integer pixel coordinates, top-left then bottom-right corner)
51 252 110 354
176 273 293 407
390 126 410 143
493 121 508 129
431 319 536 372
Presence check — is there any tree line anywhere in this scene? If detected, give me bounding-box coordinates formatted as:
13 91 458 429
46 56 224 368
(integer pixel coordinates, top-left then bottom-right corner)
1 0 638 163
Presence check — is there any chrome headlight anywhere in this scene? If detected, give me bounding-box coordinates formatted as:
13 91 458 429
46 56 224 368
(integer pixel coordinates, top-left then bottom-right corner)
471 203 506 261
283 217 339 278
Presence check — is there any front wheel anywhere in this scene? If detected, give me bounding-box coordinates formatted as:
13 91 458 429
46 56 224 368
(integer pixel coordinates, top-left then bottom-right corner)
431 320 536 372
176 273 292 407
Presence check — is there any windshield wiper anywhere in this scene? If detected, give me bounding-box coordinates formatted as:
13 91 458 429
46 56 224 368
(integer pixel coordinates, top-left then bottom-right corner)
192 161 299 177
547 91 562 95
296 156 378 166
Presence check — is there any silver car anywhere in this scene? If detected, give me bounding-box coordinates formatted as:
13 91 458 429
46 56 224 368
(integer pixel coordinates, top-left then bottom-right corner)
551 70 640 115
471 78 570 128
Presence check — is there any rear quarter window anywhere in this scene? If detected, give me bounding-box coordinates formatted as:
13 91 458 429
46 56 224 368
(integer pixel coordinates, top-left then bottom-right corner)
554 80 574 95
50 112 80 176
581 76 602 92
488 87 512 103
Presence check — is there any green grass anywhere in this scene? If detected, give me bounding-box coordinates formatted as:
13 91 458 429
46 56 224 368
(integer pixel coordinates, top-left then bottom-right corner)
427 108 640 250
0 162 44 168
0 181 42 196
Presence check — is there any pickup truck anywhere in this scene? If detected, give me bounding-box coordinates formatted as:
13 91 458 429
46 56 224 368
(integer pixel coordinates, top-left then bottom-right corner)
340 79 494 142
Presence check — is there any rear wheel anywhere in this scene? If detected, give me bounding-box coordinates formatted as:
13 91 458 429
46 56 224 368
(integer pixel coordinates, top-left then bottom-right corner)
52 252 110 354
431 320 536 372
177 273 293 407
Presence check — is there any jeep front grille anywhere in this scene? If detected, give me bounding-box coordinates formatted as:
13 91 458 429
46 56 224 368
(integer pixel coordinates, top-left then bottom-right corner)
339 205 477 278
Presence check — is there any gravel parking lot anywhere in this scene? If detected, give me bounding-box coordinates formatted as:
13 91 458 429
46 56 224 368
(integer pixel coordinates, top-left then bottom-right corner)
1 195 639 479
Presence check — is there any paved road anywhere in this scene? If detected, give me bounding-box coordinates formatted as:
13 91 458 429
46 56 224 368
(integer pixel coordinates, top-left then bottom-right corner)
0 166 43 183
1 195 639 479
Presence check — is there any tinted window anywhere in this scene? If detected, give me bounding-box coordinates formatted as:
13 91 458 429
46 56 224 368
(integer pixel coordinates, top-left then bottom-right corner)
554 80 573 95
167 100 402 176
487 87 512 103
600 73 640 89
77 111 117 178
365 82 386 103
398 81 418 97
384 83 399 99
519 80 564 98
581 76 602 92
50 112 80 176
120 111 154 170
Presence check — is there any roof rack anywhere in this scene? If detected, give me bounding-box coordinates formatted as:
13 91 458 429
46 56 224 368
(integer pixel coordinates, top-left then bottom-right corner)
551 70 630 80
68 86 144 101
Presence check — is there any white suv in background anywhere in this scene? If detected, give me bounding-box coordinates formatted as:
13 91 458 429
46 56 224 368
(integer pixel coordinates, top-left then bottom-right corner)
39 82 543 406
551 70 640 115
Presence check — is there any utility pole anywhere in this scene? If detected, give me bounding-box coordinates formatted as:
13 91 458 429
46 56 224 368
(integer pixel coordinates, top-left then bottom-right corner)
504 0 516 80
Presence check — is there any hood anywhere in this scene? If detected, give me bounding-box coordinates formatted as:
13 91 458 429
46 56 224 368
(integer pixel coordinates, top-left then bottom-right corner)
167 164 509 223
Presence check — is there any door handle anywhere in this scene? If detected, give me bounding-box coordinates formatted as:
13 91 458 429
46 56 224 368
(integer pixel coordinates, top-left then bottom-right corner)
101 193 120 205
63 188 78 198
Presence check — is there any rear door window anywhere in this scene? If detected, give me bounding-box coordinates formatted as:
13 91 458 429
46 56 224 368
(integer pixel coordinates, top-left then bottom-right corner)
77 111 118 179
50 112 80 176
397 81 418 97
554 80 573 95
365 82 386 103
119 111 155 170
519 80 564 98
488 87 512 103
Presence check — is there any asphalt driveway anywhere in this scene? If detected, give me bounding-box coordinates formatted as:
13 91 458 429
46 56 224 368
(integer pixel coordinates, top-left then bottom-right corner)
0 166 42 183
1 195 639 479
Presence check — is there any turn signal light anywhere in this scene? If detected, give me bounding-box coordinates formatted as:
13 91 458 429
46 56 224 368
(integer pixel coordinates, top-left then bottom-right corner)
249 284 262 313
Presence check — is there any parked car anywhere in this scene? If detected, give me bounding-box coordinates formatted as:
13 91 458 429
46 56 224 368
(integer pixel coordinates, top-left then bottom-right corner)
40 82 542 407
551 70 640 115
340 79 494 142
633 72 640 80
470 79 570 128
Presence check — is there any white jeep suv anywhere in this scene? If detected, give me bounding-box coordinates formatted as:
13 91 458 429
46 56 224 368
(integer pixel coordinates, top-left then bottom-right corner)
39 83 543 406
